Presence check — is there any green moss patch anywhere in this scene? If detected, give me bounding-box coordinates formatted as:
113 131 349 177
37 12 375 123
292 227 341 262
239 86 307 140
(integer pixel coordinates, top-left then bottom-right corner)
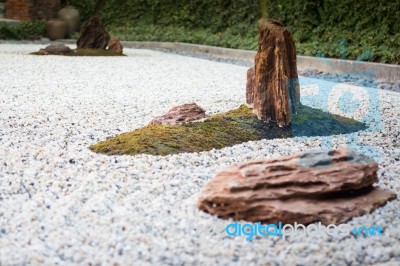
90 104 366 156
74 48 125 56
31 48 125 56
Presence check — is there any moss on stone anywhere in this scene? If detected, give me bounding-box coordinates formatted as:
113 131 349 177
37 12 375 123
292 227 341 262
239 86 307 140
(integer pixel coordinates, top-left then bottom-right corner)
31 48 125 56
74 48 125 56
90 104 366 156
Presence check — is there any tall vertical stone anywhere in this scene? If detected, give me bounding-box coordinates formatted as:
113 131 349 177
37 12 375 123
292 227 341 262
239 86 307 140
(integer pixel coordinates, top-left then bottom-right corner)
77 16 110 49
252 18 300 127
246 67 255 106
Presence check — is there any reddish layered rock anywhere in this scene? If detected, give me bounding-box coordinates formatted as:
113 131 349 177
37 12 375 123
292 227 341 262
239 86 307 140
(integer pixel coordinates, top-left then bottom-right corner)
197 149 397 225
77 16 110 49
150 103 208 125
252 19 300 127
37 44 74 56
108 37 123 54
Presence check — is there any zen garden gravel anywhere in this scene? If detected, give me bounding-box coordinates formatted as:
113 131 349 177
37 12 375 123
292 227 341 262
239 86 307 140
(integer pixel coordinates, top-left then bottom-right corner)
0 43 399 265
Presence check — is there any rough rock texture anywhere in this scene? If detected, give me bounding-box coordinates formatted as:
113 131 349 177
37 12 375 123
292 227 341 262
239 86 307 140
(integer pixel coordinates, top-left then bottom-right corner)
77 16 110 49
37 44 74 56
210 188 395 225
252 19 301 127
197 149 397 225
246 67 255 106
150 103 208 125
108 37 123 54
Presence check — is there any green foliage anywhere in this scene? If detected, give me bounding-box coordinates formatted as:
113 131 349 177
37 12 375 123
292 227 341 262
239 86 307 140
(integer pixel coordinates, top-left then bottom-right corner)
108 22 258 50
0 20 46 40
90 104 365 156
65 0 98 23
65 0 399 64
4 1 397 64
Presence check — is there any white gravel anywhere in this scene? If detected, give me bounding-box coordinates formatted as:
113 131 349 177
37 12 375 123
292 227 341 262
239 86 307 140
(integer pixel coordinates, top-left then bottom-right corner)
0 43 399 265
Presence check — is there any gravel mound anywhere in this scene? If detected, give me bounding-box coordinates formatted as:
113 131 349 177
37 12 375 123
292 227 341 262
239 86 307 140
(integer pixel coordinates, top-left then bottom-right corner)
0 44 399 265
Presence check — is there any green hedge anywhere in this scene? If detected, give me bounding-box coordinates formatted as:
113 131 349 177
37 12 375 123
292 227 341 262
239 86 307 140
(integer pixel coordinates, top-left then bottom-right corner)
0 20 46 40
63 0 399 64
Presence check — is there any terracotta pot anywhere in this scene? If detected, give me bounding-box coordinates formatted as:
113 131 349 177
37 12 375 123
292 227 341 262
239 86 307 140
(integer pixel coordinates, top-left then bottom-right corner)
46 19 68 40
58 6 80 36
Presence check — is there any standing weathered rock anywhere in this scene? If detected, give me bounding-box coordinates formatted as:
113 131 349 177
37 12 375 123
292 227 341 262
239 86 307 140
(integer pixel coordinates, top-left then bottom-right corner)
252 19 300 127
77 16 110 49
150 103 208 125
246 67 255 106
197 149 397 225
108 37 123 54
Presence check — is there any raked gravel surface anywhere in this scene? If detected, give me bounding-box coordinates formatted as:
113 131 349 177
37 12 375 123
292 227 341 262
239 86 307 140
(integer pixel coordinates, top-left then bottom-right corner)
0 44 399 266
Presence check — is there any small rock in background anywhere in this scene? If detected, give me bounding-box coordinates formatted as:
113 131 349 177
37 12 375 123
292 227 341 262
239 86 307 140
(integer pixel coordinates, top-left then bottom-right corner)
77 16 110 49
299 69 400 91
377 83 393 91
299 68 323 76
392 80 400 92
108 37 123 54
150 103 209 125
37 44 74 56
197 149 397 225
377 81 400 93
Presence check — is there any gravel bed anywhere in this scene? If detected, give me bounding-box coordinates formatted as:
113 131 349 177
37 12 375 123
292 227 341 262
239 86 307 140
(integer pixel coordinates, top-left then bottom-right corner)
155 47 253 68
299 69 400 93
0 44 399 265
160 48 400 93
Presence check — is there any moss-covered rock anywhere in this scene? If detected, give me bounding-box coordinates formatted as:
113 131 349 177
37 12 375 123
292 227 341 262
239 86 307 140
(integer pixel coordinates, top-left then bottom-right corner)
90 104 366 156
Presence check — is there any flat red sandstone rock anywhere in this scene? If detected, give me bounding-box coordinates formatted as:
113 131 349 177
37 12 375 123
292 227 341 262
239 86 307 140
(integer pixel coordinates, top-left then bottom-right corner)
150 103 208 125
197 149 397 225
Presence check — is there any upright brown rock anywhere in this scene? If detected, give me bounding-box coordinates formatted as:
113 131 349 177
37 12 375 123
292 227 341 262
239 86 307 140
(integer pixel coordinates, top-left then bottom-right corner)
246 67 255 106
77 16 110 49
108 37 123 54
197 149 397 225
252 19 300 127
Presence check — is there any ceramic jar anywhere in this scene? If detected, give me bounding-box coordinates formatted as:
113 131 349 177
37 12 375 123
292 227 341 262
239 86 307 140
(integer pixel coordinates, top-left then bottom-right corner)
46 19 68 40
58 6 80 36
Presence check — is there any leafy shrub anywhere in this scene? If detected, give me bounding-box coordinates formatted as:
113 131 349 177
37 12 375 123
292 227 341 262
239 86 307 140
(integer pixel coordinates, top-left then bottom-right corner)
0 20 46 40
18 1 400 64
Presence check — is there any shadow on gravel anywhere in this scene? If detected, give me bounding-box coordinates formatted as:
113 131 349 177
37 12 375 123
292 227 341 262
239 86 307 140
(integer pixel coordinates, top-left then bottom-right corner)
90 104 366 156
